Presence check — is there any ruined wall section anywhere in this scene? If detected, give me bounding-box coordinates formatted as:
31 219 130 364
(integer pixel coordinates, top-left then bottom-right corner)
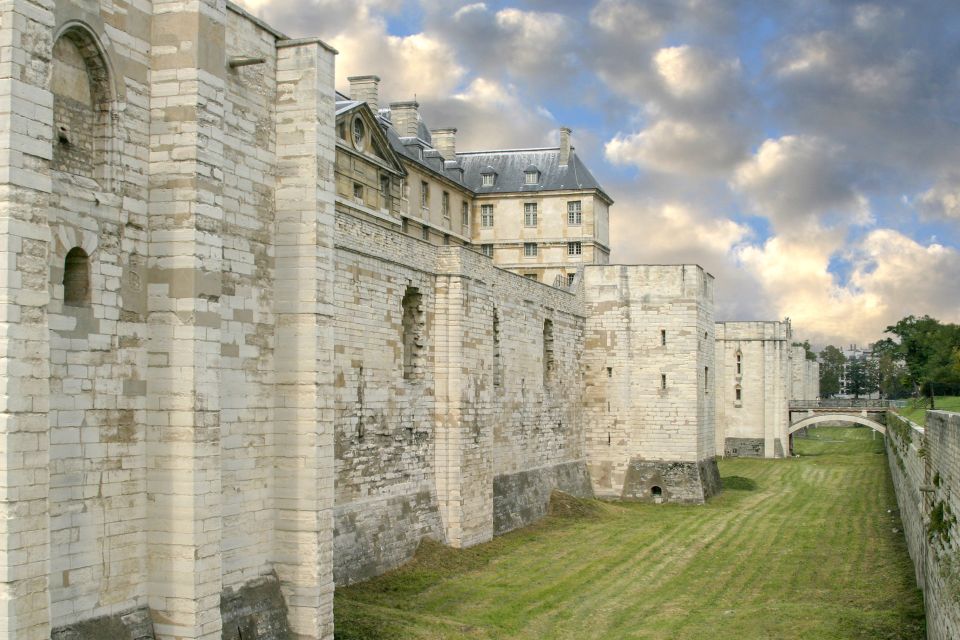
583 265 718 504
887 411 960 640
331 213 588 583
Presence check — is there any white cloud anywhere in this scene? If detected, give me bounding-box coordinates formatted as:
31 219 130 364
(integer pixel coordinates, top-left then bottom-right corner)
733 135 870 233
654 45 741 103
917 176 960 222
606 119 747 175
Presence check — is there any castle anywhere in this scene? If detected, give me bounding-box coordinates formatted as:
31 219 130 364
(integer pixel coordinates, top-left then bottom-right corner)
0 2 816 638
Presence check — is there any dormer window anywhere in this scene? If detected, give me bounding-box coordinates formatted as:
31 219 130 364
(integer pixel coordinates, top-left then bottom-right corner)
481 166 497 187
524 165 540 185
352 117 365 150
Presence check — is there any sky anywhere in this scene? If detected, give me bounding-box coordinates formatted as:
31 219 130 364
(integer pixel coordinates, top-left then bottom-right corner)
242 0 960 348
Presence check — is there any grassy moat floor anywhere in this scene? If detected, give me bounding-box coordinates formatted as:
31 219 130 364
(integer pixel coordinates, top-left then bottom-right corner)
333 427 925 640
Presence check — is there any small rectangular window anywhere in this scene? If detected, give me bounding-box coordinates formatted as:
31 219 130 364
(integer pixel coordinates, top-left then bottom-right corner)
462 202 469 229
444 234 450 245
422 225 430 241
704 366 709 393
482 173 495 187
481 244 493 257
525 171 538 185
353 183 363 200
567 273 575 286
420 181 429 208
567 201 582 225
481 204 494 228
524 273 537 281
442 191 450 218
524 242 538 257
568 241 582 256
660 329 666 346
735 386 742 401
524 203 538 227
661 374 667 390
380 175 391 210
607 367 613 378
401 217 408 233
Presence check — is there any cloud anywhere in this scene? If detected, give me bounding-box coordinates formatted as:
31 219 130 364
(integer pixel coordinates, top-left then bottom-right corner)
606 119 747 175
654 45 742 105
736 228 960 345
733 135 870 234
257 0 465 101
917 176 960 222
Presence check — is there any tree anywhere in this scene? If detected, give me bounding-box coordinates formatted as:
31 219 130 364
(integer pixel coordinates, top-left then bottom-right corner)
818 345 846 398
883 315 960 394
845 357 878 398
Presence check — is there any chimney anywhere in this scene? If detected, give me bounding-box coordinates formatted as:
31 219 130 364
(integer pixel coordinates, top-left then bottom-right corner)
559 126 573 165
431 128 457 161
348 75 381 111
389 100 421 138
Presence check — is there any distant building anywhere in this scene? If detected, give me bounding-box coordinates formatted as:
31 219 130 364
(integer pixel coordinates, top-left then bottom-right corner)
336 77 611 286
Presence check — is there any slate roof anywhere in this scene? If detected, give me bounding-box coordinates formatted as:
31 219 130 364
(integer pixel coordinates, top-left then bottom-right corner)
337 96 609 199
457 149 612 202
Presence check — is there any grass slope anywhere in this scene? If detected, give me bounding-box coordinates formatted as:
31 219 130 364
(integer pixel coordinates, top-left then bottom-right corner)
334 427 924 640
896 396 960 426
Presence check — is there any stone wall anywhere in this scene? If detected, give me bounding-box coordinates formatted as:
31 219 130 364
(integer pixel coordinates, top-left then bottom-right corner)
715 321 793 458
330 212 591 584
0 0 339 637
887 411 960 640
581 264 718 503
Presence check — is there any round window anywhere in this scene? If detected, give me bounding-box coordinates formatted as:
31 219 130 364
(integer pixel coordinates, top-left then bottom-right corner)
352 118 365 149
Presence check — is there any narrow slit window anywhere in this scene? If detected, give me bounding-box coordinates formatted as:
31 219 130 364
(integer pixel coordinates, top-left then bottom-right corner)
63 247 90 306
543 318 554 386
402 287 425 380
735 385 742 402
661 373 667 390
704 366 709 393
660 329 666 346
493 308 502 387
736 351 742 375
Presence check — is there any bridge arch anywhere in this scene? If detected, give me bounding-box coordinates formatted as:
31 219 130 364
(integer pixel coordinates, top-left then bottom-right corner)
788 414 885 435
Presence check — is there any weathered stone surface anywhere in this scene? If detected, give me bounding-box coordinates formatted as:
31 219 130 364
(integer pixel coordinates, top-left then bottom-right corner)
50 606 154 640
493 460 593 535
221 574 293 640
725 437 764 457
621 459 717 504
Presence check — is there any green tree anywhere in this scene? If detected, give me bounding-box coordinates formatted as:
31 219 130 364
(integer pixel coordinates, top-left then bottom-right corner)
883 315 960 392
845 357 878 398
819 345 846 398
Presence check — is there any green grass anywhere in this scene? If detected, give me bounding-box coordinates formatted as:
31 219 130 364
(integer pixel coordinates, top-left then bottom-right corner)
896 395 960 426
334 427 924 640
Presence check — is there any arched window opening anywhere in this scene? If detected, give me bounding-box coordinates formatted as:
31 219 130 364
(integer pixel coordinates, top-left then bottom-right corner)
543 318 554 386
51 27 112 184
63 247 90 306
402 287 425 380
651 486 662 497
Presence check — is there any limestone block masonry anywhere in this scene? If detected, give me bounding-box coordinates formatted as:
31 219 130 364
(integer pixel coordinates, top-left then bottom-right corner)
887 411 960 640
581 265 719 503
0 0 814 636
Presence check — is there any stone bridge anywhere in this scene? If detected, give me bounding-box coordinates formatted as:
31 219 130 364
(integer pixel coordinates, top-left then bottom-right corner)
788 399 896 436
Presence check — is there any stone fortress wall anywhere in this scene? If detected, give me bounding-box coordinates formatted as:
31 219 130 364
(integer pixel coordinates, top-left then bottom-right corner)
0 0 823 638
715 320 819 458
887 411 960 640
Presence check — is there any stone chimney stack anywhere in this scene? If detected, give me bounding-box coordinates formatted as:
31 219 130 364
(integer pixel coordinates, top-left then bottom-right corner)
348 75 381 111
559 126 573 165
389 101 421 138
431 128 457 161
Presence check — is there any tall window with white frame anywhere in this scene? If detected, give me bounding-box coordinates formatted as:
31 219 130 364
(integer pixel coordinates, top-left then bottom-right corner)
568 241 582 257
481 204 494 228
481 244 493 257
524 242 538 257
567 200 582 225
420 181 429 209
524 202 537 227
461 201 469 231
442 191 449 219
736 350 742 376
